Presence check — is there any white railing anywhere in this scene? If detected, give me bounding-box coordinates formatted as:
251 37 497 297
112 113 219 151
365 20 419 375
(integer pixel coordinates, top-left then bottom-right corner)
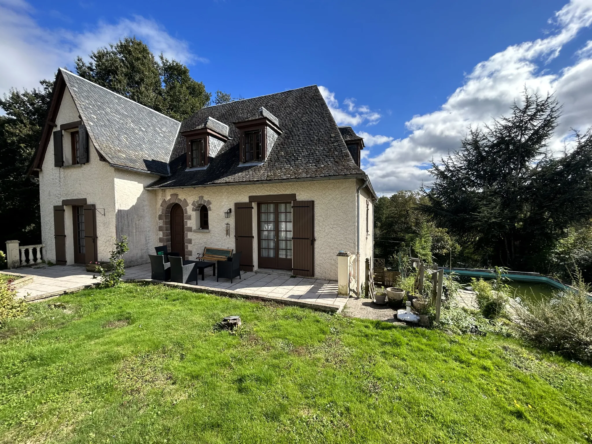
5 240 44 268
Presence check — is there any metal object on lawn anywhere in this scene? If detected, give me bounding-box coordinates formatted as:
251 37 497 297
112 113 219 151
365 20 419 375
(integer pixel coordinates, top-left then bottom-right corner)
221 316 242 329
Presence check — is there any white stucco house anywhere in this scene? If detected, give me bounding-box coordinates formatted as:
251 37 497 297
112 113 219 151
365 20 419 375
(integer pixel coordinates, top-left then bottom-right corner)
29 69 376 293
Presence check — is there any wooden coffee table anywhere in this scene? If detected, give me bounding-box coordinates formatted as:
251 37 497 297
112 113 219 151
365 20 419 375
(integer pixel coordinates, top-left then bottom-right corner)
192 260 216 282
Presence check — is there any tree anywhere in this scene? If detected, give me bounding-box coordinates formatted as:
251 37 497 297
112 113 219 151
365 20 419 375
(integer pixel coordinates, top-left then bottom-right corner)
75 37 211 121
425 92 592 272
0 80 54 248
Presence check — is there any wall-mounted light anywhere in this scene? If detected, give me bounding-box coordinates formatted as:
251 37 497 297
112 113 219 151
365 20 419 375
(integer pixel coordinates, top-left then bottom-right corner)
224 208 232 218
225 222 230 237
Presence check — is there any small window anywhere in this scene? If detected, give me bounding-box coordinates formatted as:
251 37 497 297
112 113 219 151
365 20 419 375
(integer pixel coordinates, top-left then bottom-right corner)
190 138 207 167
199 206 209 230
71 131 80 165
347 143 360 166
244 129 262 162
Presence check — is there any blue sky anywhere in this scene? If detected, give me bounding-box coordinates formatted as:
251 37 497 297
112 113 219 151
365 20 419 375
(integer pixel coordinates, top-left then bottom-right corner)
2 0 592 194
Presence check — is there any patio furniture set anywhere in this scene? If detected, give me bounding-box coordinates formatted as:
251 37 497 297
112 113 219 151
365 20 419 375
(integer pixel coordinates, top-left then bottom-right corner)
149 246 242 285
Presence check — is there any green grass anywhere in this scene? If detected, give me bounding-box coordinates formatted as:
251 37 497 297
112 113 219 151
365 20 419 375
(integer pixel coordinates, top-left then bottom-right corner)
1 283 592 443
0 274 18 284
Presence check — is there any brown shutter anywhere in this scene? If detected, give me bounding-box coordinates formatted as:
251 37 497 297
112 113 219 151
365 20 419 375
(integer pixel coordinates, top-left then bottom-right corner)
292 200 315 277
53 206 67 265
84 205 98 263
53 130 63 167
186 139 191 168
78 124 89 164
235 202 254 271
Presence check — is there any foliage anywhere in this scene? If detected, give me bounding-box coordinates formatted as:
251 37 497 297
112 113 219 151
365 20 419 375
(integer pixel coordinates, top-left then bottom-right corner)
550 220 592 282
470 269 510 319
0 79 53 248
425 92 592 272
443 272 463 301
0 251 6 270
515 272 592 364
0 278 27 326
211 90 241 106
75 37 211 121
98 237 129 288
1 283 592 442
436 305 511 336
412 222 433 264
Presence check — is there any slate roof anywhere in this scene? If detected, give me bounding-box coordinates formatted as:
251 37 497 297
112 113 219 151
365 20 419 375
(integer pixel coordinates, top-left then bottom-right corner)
149 85 366 189
61 69 180 176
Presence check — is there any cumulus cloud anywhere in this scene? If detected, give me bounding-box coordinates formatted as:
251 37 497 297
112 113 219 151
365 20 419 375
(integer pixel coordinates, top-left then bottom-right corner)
0 0 204 99
318 86 381 126
356 131 394 147
361 0 592 195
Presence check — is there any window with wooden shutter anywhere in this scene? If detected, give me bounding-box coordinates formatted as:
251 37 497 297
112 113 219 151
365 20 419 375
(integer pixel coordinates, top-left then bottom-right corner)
187 138 207 168
53 130 63 167
244 129 263 162
78 124 89 164
235 202 254 272
71 131 80 165
83 205 98 264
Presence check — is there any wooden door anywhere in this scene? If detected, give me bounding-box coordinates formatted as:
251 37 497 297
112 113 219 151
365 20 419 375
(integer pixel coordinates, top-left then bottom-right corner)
258 202 292 270
83 205 97 264
53 206 67 265
292 200 315 277
72 206 86 264
170 204 185 259
235 202 254 271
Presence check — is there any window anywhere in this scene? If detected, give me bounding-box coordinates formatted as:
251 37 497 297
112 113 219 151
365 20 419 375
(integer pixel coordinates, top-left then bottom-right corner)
71 131 80 165
190 138 207 167
244 129 262 162
199 205 209 230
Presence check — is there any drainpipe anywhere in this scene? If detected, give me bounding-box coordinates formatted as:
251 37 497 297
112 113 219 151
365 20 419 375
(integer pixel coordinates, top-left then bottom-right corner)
356 178 369 296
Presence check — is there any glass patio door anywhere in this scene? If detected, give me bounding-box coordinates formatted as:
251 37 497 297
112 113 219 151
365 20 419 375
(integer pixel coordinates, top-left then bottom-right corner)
258 203 292 270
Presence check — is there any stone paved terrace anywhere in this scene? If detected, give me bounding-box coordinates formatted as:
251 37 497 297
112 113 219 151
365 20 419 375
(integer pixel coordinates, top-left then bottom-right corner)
2 264 346 312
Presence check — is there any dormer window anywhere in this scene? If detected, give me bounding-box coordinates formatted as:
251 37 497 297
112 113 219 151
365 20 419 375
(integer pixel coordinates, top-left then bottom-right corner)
347 143 361 166
71 131 80 165
244 129 263 162
190 138 207 168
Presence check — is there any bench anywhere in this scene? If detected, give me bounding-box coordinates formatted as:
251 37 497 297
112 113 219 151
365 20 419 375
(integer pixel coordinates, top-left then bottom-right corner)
198 247 233 263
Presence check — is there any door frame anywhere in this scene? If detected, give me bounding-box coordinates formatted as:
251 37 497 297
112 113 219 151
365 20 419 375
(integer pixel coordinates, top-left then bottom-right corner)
169 203 186 259
257 202 293 270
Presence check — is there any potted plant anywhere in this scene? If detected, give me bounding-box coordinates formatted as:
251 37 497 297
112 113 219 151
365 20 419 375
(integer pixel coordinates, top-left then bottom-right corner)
386 287 406 308
373 286 388 305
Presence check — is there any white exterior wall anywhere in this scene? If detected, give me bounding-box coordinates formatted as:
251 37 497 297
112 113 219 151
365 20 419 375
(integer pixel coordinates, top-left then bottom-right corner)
152 178 360 280
357 184 375 294
114 169 160 266
39 88 117 264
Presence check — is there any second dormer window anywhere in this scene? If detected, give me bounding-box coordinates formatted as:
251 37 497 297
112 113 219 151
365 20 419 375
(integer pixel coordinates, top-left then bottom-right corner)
190 138 207 168
244 129 262 162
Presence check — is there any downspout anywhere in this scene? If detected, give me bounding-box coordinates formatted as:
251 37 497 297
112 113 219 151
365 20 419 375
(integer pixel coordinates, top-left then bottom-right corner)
356 178 369 296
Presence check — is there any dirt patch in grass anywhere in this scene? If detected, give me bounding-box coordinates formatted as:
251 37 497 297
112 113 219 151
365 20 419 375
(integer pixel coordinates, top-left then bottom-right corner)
116 349 176 398
103 319 130 329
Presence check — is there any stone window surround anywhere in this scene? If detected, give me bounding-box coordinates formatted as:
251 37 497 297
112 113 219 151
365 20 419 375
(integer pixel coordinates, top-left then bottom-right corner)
191 195 212 231
158 194 193 258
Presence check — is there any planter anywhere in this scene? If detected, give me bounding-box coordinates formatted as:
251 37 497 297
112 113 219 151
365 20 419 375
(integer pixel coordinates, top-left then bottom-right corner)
387 287 406 309
373 292 388 305
412 297 427 311
86 262 113 273
419 315 430 327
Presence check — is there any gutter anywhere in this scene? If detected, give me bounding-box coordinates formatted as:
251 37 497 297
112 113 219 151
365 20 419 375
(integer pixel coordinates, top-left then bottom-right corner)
356 178 370 296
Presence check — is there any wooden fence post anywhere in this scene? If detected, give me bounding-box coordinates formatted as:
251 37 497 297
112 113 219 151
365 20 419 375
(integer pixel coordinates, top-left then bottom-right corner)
435 269 444 322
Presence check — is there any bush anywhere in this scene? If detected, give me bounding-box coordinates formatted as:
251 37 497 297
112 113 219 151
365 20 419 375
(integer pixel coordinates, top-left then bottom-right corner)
471 268 510 319
0 278 28 326
0 251 6 269
515 274 592 363
98 237 129 289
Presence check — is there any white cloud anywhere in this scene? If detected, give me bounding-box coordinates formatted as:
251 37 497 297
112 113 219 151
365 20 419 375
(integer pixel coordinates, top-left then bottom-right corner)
318 85 381 126
363 0 592 195
356 131 394 147
0 0 204 99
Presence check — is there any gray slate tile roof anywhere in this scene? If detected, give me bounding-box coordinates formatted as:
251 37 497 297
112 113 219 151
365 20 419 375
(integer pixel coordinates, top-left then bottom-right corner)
61 69 180 176
338 126 363 142
150 85 366 189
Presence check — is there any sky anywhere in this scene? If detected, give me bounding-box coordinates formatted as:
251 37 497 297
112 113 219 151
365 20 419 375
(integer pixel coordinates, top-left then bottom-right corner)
2 0 592 195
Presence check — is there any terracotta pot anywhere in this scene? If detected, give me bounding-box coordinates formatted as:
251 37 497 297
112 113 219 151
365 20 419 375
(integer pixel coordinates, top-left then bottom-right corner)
373 292 388 305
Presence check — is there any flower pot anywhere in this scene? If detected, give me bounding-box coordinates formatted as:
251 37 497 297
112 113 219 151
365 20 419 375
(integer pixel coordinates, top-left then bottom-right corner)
373 292 388 305
387 287 406 309
412 298 427 311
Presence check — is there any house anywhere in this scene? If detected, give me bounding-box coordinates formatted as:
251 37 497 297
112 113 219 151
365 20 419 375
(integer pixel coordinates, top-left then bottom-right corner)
29 69 376 293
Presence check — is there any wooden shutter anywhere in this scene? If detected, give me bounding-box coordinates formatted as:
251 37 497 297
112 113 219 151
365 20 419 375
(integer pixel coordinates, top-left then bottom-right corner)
292 200 315 277
53 206 67 265
186 139 192 168
235 202 254 271
53 130 63 167
83 205 98 263
78 124 89 164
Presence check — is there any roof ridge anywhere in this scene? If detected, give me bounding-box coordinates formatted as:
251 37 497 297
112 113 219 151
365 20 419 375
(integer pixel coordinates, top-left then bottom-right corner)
59 68 181 125
203 85 319 110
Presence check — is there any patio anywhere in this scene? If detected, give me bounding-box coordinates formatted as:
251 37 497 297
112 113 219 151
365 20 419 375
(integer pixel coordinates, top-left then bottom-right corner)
4 263 346 312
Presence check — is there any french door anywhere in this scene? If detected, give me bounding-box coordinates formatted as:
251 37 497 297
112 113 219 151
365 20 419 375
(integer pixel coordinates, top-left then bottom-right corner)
72 206 86 264
258 202 293 270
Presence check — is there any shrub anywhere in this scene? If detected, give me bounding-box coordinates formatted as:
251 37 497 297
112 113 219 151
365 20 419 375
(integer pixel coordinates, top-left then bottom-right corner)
515 274 592 363
471 268 510 319
0 278 28 326
0 251 6 270
98 237 129 289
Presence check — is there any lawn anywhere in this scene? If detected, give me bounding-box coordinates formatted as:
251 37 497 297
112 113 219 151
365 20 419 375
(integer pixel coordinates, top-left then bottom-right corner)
0 274 18 284
1 284 591 443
